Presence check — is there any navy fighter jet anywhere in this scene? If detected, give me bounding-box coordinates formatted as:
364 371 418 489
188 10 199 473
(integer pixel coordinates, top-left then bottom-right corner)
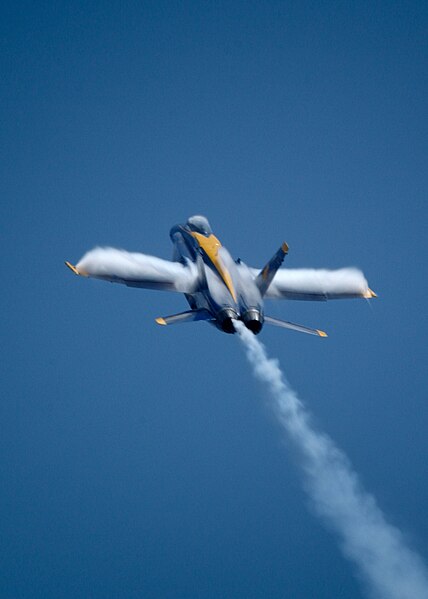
65 215 376 336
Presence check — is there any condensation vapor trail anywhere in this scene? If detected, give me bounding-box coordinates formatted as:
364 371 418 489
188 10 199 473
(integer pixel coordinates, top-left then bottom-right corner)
234 321 428 599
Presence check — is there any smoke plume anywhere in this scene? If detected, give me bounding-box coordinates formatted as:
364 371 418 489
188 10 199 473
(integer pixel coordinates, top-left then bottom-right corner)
235 321 428 599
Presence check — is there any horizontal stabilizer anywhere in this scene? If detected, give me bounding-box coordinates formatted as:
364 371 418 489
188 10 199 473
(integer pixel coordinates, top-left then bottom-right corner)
155 309 212 326
256 242 289 297
264 315 327 337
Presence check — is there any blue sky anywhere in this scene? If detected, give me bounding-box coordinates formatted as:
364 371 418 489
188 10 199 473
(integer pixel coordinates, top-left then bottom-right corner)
1 2 427 597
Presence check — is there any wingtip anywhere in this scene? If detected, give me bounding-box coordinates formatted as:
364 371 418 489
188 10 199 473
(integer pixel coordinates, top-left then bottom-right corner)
363 288 377 298
65 261 79 275
155 317 167 326
282 241 289 254
317 330 328 338
65 261 88 277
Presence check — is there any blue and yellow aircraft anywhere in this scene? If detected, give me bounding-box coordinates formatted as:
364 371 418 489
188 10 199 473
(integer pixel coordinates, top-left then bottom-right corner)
65 215 376 336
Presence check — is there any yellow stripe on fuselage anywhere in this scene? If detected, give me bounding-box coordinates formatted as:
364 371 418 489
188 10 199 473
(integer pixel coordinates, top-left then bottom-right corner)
190 232 237 302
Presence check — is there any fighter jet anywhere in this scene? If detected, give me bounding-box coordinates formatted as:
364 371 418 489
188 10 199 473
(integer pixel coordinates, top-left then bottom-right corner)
65 215 376 336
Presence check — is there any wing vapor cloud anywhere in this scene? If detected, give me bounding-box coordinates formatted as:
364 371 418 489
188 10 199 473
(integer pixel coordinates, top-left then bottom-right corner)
76 247 197 292
252 267 372 299
235 321 428 599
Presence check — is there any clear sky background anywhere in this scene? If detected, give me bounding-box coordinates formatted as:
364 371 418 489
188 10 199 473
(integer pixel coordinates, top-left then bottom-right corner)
1 2 427 598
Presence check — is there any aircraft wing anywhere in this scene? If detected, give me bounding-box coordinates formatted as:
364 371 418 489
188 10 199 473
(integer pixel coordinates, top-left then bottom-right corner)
66 247 198 293
246 267 376 301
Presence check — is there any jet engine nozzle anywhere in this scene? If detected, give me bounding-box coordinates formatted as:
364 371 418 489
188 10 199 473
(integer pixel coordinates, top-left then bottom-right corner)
216 308 239 334
242 308 264 335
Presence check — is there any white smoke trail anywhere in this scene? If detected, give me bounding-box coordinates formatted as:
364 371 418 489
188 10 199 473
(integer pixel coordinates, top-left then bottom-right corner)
235 321 428 599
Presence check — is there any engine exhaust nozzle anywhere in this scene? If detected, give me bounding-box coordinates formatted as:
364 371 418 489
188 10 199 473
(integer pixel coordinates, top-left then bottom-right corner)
242 308 264 335
217 308 239 334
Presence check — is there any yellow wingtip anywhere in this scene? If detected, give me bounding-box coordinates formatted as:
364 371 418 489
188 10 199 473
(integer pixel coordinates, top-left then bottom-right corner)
155 317 167 326
282 241 289 254
65 261 88 277
317 330 328 338
363 288 377 298
65 261 79 275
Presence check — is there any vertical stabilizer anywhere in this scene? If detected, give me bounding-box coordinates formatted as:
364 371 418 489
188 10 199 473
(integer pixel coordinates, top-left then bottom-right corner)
255 243 288 297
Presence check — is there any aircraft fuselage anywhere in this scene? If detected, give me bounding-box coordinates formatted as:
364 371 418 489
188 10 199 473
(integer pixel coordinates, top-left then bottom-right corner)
170 220 264 334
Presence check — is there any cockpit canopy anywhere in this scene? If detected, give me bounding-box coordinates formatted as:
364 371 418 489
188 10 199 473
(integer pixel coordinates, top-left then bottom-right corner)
187 215 212 237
